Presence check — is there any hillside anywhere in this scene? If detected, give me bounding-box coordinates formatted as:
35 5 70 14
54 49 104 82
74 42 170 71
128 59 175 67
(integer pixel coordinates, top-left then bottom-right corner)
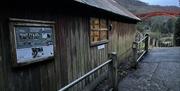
115 0 180 14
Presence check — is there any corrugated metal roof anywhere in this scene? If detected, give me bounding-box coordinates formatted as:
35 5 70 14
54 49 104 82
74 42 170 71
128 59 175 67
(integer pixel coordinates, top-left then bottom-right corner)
74 0 141 21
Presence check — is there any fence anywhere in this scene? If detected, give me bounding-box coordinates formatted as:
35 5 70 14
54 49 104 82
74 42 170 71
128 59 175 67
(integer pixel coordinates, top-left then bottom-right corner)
58 34 149 91
58 52 118 91
132 34 149 62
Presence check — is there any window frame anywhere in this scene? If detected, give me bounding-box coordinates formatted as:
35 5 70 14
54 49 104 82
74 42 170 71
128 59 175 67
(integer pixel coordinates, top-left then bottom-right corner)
90 18 109 47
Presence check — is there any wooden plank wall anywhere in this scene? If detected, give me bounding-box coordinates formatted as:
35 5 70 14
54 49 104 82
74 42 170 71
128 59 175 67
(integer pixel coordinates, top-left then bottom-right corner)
56 16 108 91
108 20 136 64
0 19 4 91
0 10 109 91
0 9 137 91
0 11 57 91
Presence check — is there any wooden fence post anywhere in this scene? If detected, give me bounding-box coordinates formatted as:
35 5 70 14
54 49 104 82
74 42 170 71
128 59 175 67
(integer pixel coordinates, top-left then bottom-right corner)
145 34 149 52
132 42 138 65
108 52 118 91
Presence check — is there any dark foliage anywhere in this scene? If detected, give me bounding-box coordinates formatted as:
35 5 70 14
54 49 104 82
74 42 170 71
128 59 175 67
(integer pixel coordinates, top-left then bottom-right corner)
174 17 180 46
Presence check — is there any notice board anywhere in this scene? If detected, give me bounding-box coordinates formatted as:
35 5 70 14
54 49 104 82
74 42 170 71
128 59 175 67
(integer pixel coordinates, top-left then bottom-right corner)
9 18 55 66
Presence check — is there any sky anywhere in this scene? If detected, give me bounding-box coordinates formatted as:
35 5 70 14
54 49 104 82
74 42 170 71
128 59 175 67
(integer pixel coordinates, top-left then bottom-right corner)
139 0 179 7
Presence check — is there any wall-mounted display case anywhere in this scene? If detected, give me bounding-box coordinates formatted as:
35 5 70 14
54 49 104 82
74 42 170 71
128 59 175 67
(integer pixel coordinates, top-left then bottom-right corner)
9 18 55 67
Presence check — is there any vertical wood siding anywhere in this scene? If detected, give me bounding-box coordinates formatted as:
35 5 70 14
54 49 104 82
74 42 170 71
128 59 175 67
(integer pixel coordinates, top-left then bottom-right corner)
0 10 136 91
108 21 136 64
56 16 109 91
0 19 4 91
0 11 57 91
0 10 110 91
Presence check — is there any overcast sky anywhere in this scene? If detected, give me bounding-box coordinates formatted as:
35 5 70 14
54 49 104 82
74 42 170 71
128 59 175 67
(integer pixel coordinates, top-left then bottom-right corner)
139 0 179 7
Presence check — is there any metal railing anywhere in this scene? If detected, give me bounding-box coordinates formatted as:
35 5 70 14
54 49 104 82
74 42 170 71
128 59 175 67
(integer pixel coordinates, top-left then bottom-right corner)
58 35 150 91
58 52 118 91
133 34 149 62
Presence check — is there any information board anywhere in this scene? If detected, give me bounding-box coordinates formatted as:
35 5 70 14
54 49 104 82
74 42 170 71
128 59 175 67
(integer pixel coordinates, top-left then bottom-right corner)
10 18 55 66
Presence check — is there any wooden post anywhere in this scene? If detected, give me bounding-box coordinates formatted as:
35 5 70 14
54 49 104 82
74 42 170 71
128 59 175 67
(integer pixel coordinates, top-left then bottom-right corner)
108 52 118 91
145 34 149 52
152 39 155 47
132 42 138 65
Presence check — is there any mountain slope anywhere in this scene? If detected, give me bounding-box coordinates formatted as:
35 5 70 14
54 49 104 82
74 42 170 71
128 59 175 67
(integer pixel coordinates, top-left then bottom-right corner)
115 0 180 14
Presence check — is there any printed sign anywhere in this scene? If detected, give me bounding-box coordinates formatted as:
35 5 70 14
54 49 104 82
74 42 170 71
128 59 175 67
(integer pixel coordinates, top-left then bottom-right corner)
10 19 55 66
14 26 54 63
97 44 105 50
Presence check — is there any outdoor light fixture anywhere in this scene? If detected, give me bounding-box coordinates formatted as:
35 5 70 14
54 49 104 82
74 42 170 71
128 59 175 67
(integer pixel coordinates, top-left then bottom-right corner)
109 24 112 31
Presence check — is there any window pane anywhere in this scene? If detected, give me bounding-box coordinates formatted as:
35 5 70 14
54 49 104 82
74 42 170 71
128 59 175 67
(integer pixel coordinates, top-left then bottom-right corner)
90 31 94 42
100 19 107 29
100 31 108 41
91 30 100 43
90 18 108 44
90 18 99 30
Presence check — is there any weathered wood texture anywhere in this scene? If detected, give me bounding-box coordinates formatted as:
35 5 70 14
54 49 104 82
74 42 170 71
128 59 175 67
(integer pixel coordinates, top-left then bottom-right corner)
56 16 109 91
0 8 137 91
0 11 57 91
0 10 110 91
0 19 5 91
108 21 136 64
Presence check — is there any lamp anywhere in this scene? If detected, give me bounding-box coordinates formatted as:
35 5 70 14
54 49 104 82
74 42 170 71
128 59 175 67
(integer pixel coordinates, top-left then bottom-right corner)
108 24 112 31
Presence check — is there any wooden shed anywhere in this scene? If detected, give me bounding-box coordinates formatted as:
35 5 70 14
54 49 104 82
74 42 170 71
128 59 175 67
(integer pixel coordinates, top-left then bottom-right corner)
0 0 140 91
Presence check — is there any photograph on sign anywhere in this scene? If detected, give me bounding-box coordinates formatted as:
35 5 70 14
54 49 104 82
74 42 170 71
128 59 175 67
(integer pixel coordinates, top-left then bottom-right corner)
14 26 54 63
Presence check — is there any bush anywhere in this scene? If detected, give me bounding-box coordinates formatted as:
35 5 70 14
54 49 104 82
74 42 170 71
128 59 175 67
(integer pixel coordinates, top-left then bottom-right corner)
174 17 180 46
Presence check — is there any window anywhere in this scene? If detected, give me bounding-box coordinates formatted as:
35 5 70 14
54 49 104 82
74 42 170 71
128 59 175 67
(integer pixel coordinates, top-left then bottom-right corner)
90 18 108 46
